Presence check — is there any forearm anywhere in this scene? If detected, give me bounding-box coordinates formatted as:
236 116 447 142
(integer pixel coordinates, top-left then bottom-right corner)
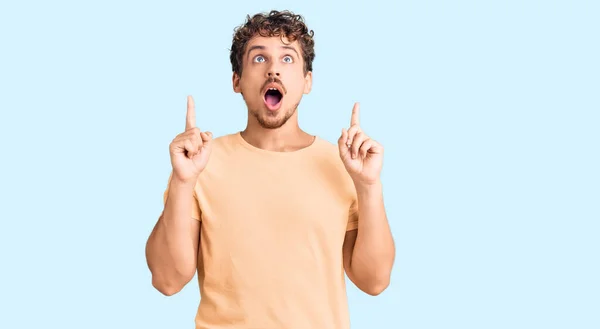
350 180 395 290
145 179 198 293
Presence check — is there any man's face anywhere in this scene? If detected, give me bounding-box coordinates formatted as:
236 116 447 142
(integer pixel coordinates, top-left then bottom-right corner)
233 35 312 129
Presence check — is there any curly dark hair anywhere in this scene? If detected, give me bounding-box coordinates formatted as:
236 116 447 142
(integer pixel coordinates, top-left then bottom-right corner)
230 10 315 77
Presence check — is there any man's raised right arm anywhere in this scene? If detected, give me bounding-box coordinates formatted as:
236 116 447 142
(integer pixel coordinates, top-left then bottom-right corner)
145 179 201 296
145 95 213 296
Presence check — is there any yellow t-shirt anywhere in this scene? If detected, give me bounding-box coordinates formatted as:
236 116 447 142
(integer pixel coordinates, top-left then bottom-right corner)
163 132 359 329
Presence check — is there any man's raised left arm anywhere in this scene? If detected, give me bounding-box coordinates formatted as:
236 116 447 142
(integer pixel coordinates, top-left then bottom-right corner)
338 102 395 296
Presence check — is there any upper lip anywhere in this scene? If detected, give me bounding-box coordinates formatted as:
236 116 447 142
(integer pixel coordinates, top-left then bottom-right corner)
262 82 285 96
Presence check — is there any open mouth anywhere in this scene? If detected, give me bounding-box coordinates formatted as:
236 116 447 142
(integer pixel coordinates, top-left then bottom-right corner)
264 87 283 110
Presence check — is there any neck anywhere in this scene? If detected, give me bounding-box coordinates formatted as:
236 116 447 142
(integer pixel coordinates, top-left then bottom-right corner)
241 113 314 152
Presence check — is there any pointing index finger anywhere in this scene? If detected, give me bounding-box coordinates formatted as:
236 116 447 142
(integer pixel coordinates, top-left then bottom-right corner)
186 95 196 130
350 102 360 127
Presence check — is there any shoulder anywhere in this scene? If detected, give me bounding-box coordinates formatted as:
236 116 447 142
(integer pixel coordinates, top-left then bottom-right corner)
311 136 355 183
312 136 344 165
204 132 243 157
210 132 238 149
197 132 240 173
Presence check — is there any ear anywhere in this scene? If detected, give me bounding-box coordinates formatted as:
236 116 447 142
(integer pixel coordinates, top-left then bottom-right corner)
303 71 313 94
232 72 241 93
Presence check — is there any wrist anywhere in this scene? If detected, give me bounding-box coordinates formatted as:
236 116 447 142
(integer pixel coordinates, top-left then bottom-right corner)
354 179 382 196
170 176 197 191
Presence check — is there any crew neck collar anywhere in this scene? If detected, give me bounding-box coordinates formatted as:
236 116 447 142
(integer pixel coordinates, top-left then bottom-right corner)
235 131 319 156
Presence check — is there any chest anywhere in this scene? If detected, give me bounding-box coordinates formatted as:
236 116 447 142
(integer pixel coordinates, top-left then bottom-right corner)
196 161 352 247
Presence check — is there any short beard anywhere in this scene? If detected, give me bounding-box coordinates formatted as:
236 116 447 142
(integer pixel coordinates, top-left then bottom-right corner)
252 102 300 129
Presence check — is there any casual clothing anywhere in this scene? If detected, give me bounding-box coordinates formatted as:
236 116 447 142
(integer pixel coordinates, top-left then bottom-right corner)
163 132 358 329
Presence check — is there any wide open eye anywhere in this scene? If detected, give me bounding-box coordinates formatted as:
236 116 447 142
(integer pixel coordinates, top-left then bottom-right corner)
254 55 266 63
283 55 293 63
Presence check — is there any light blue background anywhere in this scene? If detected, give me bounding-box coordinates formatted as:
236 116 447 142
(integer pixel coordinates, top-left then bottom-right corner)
1 0 598 328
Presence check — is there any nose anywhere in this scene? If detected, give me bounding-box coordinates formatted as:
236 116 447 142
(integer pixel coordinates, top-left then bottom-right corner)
266 65 280 78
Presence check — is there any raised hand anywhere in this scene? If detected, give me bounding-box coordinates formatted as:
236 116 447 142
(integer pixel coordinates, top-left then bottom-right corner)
337 102 384 186
169 95 213 184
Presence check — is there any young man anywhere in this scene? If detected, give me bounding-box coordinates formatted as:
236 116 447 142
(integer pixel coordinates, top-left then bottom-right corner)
145 10 395 329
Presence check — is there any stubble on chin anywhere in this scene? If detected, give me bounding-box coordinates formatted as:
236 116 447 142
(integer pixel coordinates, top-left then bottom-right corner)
252 101 300 129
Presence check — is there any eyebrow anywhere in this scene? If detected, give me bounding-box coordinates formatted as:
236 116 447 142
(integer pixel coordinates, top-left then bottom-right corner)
246 45 300 60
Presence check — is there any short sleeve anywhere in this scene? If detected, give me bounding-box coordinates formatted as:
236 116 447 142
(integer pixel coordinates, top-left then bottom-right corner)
162 172 202 221
346 199 359 231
